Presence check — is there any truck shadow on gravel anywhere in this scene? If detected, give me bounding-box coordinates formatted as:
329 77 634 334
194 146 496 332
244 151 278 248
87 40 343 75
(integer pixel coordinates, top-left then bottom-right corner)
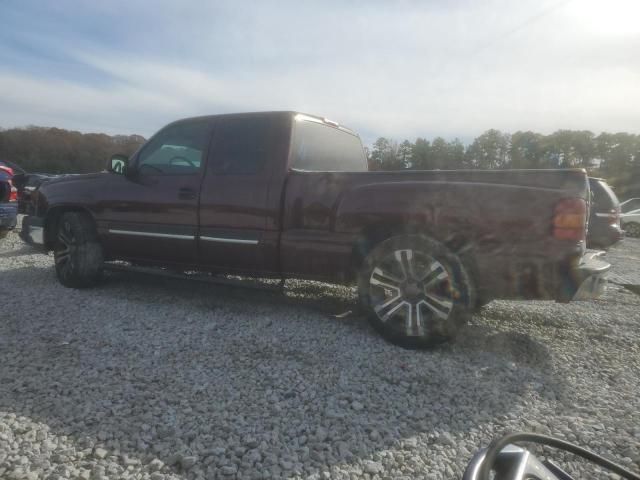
0 244 41 259
1 266 569 478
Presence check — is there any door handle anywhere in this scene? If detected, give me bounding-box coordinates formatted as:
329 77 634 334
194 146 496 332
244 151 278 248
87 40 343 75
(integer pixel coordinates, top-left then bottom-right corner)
178 187 197 200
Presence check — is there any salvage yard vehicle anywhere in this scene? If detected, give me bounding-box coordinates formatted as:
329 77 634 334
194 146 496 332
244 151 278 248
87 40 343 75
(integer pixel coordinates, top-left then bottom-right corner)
21 111 610 347
586 177 624 249
620 198 640 214
0 163 18 239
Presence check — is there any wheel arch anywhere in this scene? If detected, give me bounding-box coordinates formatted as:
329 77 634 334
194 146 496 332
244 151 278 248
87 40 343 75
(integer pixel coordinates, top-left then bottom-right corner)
349 222 481 287
43 206 98 250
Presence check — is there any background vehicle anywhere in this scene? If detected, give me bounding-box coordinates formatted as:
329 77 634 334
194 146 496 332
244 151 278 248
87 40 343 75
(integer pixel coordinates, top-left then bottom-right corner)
21 111 609 347
12 172 61 214
587 177 623 249
0 163 18 239
621 209 640 238
621 198 640 214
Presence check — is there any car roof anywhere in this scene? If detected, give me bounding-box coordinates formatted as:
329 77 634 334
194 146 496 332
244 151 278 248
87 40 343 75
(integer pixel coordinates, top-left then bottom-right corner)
168 111 358 137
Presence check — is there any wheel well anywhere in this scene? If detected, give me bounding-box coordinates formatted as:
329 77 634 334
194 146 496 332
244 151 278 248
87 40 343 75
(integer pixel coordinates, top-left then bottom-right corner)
350 223 480 289
44 207 96 250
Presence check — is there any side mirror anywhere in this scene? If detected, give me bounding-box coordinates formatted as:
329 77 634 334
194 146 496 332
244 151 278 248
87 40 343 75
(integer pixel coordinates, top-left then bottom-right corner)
108 154 129 175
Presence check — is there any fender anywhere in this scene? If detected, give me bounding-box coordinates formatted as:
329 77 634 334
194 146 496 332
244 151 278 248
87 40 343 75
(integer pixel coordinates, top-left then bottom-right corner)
31 174 104 249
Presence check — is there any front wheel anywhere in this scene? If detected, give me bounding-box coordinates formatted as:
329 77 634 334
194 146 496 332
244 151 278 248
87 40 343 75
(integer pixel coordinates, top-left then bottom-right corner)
54 212 104 288
358 234 474 349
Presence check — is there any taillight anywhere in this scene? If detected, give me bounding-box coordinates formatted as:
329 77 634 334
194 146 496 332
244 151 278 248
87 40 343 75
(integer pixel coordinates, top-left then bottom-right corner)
8 180 17 202
553 198 586 241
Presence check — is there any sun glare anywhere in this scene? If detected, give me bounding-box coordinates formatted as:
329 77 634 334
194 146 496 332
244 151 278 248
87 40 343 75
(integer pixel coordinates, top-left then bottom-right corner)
570 0 640 35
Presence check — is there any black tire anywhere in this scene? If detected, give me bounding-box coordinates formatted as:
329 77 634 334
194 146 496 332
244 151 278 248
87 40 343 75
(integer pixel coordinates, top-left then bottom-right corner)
473 297 493 313
54 212 104 288
624 222 640 238
357 234 475 349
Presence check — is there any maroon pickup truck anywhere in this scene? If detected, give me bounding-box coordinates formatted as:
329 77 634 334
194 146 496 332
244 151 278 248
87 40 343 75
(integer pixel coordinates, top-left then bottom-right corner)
22 111 609 347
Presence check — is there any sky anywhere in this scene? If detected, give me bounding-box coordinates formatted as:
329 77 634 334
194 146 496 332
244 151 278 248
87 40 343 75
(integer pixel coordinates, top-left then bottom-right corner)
1 0 639 144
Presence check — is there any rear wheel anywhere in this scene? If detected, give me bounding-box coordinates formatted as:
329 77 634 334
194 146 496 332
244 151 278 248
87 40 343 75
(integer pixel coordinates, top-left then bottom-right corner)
54 212 104 288
358 234 474 348
473 297 493 313
624 222 640 238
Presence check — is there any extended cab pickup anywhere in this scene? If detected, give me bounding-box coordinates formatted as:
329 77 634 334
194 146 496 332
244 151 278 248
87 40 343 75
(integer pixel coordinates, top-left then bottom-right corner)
22 111 610 347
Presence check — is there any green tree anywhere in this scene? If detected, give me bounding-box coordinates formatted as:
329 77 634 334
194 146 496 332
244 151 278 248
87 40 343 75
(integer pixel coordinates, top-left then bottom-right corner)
397 140 413 169
0 126 145 173
510 131 545 168
411 138 433 170
596 132 639 195
465 129 511 169
448 138 466 169
430 137 450 169
369 137 401 170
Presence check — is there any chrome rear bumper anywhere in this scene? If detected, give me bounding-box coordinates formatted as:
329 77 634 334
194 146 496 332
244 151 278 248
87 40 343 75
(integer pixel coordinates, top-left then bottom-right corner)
571 251 610 300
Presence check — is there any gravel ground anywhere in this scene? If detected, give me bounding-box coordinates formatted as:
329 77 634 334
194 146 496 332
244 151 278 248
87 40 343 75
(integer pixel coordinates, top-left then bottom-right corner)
1 224 639 480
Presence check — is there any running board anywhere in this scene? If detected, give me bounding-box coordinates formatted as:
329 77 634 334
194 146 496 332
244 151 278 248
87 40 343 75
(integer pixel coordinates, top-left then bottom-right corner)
103 262 285 292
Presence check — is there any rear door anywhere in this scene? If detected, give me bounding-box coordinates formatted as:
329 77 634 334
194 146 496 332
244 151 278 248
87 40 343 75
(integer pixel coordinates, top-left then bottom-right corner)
197 113 291 274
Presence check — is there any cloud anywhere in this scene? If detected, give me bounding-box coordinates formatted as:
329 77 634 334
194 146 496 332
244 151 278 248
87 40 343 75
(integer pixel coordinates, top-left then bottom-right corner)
0 0 639 143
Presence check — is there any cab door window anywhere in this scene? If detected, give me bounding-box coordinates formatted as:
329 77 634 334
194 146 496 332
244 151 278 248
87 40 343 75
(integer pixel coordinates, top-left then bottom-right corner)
136 119 212 175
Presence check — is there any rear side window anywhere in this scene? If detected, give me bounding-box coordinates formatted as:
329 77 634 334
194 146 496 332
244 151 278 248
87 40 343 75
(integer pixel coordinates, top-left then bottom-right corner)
291 120 367 172
210 116 276 175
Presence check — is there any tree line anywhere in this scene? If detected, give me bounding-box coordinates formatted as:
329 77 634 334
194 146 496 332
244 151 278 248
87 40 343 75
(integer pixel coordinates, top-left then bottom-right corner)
0 125 638 199
0 126 145 174
368 129 640 199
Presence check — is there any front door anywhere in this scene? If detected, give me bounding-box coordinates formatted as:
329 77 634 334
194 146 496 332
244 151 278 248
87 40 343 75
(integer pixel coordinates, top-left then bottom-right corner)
100 118 213 265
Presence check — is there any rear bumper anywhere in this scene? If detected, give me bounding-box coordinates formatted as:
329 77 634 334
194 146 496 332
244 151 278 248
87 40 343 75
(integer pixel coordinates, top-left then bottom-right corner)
474 242 611 303
570 251 610 300
20 215 45 246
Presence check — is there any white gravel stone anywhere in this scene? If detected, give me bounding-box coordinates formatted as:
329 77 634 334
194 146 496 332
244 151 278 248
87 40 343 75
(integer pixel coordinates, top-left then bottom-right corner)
0 223 639 479
93 448 108 460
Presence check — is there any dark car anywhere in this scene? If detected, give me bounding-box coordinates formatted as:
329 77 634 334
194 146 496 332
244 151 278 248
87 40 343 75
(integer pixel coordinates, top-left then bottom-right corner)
21 111 610 348
0 164 18 239
587 177 624 249
12 172 61 214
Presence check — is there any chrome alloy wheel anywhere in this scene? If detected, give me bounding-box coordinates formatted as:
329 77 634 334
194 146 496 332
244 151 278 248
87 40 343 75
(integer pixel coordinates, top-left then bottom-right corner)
368 249 456 337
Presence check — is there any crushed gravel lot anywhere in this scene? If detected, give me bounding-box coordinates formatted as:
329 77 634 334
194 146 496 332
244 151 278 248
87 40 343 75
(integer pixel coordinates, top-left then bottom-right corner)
1 224 639 480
